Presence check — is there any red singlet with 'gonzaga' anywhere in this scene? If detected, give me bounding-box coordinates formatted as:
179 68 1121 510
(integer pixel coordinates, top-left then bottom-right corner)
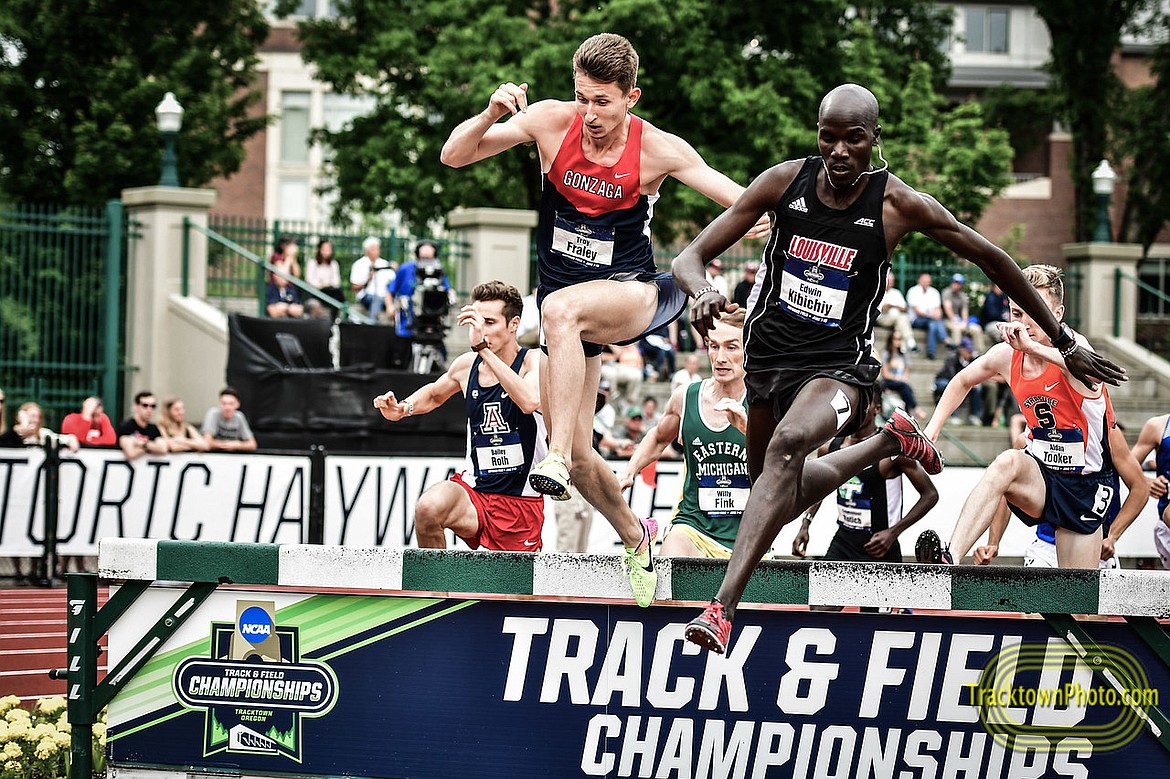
1011 349 1116 474
536 113 658 293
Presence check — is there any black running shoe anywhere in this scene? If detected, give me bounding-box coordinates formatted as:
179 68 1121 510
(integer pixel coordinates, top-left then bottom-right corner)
914 529 954 564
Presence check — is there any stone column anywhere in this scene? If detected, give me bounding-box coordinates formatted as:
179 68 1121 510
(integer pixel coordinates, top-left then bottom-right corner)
121 186 223 417
1062 242 1143 341
446 207 538 295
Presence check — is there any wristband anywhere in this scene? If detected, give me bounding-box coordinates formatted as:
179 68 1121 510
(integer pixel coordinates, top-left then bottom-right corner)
405 400 415 417
471 338 490 352
692 286 719 300
1052 323 1078 357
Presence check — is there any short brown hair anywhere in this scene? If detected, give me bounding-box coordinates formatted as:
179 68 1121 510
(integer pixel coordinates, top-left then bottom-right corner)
1020 264 1064 308
718 308 746 328
472 280 523 323
573 34 639 94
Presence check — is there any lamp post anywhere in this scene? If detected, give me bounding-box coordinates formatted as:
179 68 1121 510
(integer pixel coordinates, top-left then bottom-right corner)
1091 159 1115 243
154 92 184 187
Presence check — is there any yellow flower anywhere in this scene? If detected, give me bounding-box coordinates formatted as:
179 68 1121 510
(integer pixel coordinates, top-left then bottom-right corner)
35 697 66 715
0 696 20 713
3 709 30 724
3 724 28 743
54 731 70 749
91 722 107 740
35 737 58 760
4 760 22 774
2 741 23 760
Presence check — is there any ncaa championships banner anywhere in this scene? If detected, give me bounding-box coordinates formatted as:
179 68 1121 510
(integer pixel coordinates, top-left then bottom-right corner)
0 448 1164 559
107 587 1169 778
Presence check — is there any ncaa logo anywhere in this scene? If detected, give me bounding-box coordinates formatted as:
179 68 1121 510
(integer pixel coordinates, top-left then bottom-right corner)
238 606 273 645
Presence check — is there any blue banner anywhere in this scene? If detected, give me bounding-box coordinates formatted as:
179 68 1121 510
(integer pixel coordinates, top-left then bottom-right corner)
109 594 1170 778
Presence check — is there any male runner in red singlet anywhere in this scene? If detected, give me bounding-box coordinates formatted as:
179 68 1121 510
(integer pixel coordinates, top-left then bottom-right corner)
671 84 1126 654
441 33 767 606
917 264 1147 568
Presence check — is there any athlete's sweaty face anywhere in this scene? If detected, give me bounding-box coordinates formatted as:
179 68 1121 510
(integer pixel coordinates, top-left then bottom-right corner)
1008 290 1063 343
706 321 745 384
816 113 876 189
573 73 638 141
473 299 517 352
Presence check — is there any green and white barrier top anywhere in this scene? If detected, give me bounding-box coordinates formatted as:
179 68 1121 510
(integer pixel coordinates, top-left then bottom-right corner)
98 539 1170 618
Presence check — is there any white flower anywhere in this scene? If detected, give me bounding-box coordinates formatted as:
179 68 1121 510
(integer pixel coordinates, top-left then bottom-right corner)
4 759 22 774
3 709 30 724
2 741 23 760
0 696 20 713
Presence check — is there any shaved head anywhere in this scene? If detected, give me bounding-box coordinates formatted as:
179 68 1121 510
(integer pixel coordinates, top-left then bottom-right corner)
818 84 880 129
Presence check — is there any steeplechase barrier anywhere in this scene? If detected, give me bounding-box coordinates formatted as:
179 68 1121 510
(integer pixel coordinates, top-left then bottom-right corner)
59 540 1170 778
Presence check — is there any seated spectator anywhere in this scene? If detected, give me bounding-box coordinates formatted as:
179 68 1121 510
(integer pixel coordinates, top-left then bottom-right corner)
875 270 916 351
0 402 80 451
158 396 211 452
732 260 759 309
641 396 660 429
670 353 703 393
980 282 1010 343
879 331 926 421
60 396 116 447
305 239 344 320
202 387 258 451
933 337 985 425
601 342 644 412
117 391 169 460
942 273 985 352
517 286 540 347
638 324 676 381
906 272 948 359
350 236 395 321
269 235 302 283
266 271 304 318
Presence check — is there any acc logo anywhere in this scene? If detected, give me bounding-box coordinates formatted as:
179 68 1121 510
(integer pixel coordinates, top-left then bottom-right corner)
238 606 273 645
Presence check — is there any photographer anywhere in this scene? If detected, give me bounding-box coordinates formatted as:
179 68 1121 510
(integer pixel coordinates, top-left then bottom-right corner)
388 240 454 366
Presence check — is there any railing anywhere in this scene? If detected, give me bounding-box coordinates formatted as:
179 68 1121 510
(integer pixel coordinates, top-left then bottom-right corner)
1116 268 1170 338
186 220 373 324
0 200 138 424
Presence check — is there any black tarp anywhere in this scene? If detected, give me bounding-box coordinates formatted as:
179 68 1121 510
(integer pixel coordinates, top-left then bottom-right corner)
225 314 465 454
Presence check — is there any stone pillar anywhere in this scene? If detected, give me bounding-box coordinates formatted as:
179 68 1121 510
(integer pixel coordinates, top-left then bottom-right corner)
1062 242 1143 341
122 186 223 417
446 207 538 295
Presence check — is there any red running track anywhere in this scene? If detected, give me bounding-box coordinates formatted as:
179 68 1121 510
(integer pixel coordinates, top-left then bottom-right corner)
0 587 108 703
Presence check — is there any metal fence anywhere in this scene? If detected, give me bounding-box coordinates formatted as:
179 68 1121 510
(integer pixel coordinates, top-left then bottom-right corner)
203 215 470 315
0 200 130 428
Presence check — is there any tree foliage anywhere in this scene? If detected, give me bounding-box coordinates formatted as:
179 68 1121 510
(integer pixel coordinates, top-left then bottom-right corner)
1031 0 1158 242
1114 10 1170 250
292 0 958 240
0 0 271 205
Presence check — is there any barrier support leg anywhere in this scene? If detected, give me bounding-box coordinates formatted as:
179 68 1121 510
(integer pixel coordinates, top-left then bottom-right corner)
1043 612 1170 754
58 574 219 779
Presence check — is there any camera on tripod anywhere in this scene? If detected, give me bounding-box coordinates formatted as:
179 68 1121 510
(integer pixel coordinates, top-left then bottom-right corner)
411 256 450 346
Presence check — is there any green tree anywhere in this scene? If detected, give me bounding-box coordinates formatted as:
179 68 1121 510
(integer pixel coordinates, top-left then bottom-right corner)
1031 0 1159 242
292 0 952 239
0 0 270 205
1114 10 1170 250
882 62 1013 253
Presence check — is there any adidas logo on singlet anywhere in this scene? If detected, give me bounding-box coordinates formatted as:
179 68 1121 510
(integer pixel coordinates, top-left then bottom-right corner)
692 437 703 446
789 197 809 213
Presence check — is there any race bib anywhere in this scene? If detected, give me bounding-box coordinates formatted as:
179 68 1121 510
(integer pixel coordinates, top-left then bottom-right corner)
551 216 615 267
777 252 849 327
837 478 872 530
837 504 873 531
473 432 524 474
1029 427 1086 472
697 474 750 517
